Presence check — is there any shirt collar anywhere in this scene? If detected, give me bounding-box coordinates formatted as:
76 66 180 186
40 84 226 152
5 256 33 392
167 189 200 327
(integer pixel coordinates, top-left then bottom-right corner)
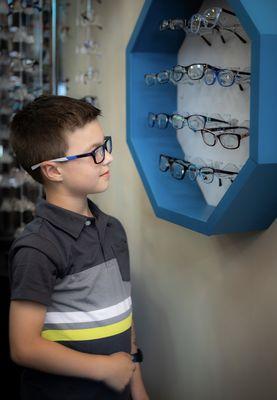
35 197 106 239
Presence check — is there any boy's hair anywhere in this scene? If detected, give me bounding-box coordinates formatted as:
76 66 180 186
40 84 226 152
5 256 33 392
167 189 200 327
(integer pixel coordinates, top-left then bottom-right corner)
9 95 101 184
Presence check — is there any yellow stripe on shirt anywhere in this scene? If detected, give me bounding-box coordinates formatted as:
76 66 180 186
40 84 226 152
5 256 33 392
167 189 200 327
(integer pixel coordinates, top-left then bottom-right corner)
41 313 132 342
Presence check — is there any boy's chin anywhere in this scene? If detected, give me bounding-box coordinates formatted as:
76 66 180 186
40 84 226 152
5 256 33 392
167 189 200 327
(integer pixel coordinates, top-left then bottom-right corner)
86 184 110 195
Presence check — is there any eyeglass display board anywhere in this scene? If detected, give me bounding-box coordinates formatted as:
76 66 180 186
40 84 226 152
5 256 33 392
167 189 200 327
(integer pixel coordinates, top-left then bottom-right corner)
0 0 53 241
126 0 277 236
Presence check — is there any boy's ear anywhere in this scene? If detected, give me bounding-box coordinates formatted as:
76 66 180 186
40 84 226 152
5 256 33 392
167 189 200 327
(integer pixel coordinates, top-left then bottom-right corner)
41 163 63 183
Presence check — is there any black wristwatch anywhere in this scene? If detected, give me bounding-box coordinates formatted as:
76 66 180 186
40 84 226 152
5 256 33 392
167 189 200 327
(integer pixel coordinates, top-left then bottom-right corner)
131 348 143 363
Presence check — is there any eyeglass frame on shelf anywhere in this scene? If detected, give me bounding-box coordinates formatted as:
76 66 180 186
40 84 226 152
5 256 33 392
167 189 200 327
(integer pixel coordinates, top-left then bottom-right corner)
200 126 249 149
148 112 230 131
159 153 238 184
145 63 251 91
159 8 247 46
170 63 250 89
171 63 226 82
189 7 236 33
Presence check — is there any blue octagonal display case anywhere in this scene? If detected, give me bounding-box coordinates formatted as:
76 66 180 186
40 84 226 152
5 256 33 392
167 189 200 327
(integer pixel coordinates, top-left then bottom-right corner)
126 0 277 235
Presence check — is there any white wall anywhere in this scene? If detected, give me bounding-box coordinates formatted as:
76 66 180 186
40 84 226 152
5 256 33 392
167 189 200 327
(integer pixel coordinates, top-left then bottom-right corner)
65 1 277 399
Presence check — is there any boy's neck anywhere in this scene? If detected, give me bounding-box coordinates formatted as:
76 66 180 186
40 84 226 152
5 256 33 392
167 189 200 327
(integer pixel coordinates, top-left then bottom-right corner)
44 190 94 218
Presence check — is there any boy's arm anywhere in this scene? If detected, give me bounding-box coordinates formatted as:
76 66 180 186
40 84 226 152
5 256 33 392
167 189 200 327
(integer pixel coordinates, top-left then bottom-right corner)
9 300 135 392
130 320 150 400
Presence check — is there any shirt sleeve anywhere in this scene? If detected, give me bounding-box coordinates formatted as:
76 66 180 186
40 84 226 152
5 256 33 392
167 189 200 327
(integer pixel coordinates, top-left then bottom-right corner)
9 247 58 307
110 217 131 282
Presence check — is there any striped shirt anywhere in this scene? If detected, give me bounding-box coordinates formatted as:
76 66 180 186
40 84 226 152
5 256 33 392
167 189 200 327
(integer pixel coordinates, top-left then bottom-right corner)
8 197 132 399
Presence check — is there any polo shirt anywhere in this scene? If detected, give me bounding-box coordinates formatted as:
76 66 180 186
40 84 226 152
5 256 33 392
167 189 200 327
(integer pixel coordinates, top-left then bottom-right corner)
8 196 132 400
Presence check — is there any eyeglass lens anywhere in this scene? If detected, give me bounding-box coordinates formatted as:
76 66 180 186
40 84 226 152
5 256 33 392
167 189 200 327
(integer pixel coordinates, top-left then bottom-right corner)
94 137 112 164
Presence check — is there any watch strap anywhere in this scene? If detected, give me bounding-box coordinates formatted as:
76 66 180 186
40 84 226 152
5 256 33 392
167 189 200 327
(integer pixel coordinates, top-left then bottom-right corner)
131 348 143 363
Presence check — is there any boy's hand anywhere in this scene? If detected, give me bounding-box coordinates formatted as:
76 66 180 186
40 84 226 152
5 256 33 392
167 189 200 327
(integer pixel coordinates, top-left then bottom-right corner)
103 352 136 392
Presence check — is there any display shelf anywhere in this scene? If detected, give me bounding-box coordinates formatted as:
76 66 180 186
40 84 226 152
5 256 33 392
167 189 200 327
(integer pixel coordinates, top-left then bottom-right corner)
126 0 277 235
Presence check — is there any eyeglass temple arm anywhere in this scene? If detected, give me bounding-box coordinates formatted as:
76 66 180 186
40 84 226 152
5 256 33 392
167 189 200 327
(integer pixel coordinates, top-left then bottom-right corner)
201 35 212 46
222 8 236 16
214 26 226 44
233 30 247 44
31 158 69 171
30 155 78 171
205 126 249 132
239 84 244 91
209 117 230 124
229 69 251 76
171 158 190 167
214 169 238 175
161 155 190 167
221 26 247 44
203 131 249 141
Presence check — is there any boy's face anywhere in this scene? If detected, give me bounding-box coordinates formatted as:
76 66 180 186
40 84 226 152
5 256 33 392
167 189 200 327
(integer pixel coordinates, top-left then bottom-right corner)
53 119 113 196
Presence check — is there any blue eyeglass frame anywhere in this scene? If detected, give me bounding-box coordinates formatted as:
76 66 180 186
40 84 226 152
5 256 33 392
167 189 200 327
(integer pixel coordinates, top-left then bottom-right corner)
203 67 250 90
30 136 112 171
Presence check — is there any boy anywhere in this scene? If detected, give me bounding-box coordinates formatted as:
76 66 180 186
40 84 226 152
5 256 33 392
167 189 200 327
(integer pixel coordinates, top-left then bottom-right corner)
8 95 149 400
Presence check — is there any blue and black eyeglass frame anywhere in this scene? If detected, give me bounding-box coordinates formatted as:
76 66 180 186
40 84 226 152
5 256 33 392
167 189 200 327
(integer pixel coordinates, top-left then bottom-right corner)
31 136 112 171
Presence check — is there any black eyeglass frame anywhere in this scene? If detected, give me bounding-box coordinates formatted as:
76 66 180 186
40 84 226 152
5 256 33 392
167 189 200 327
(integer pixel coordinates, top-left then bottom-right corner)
159 154 190 180
159 153 238 182
200 126 249 149
30 136 112 171
72 136 112 164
